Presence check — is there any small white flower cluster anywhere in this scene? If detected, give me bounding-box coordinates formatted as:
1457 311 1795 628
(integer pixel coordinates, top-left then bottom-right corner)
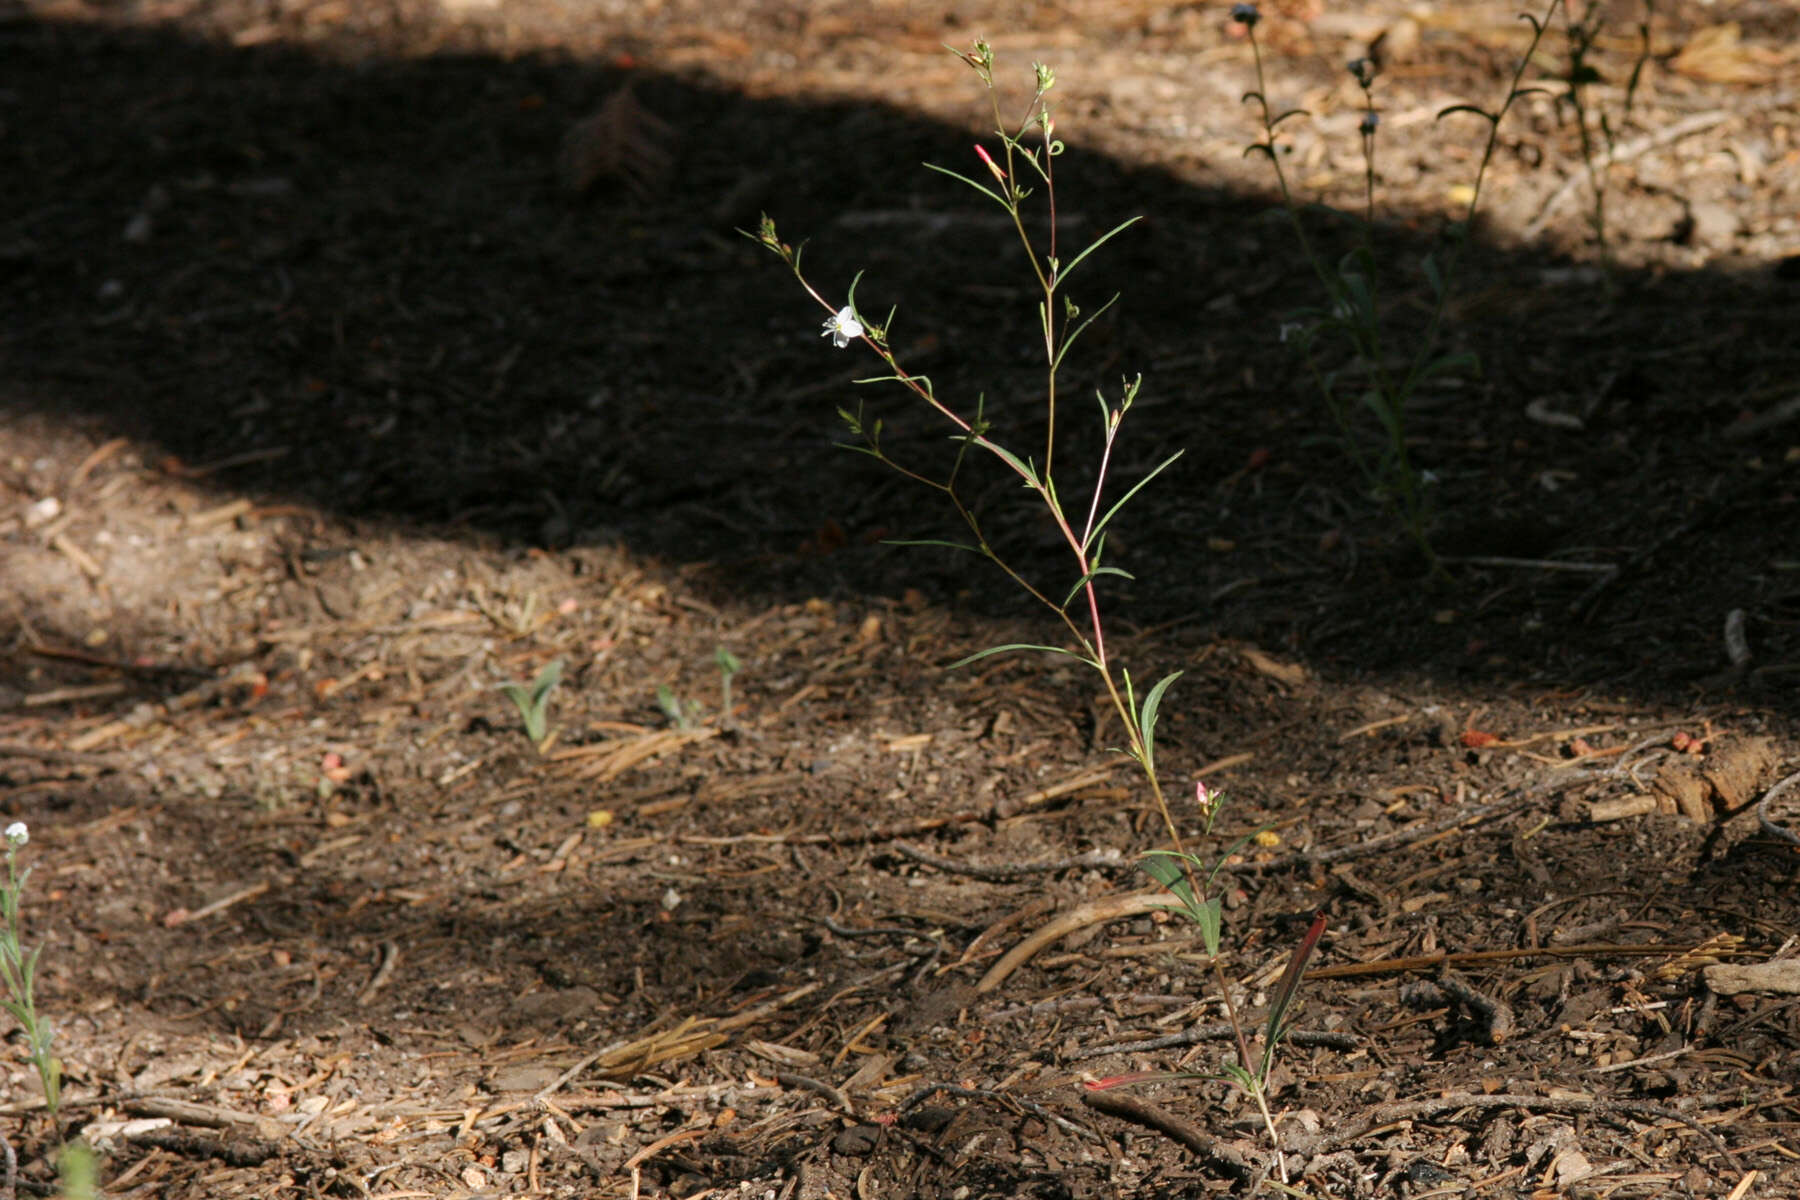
4 822 26 847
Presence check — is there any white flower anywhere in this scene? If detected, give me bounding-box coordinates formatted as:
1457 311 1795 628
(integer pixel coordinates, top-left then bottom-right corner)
4 822 26 847
821 306 863 348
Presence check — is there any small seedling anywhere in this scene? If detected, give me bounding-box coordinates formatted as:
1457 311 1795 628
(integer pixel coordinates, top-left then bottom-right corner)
499 658 563 745
655 684 701 731
0 822 62 1121
714 646 743 720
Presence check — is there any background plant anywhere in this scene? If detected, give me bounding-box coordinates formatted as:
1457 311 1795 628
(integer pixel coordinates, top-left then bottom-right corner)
1555 0 1657 285
753 41 1320 1150
654 649 740 730
1234 0 1559 567
1 822 62 1122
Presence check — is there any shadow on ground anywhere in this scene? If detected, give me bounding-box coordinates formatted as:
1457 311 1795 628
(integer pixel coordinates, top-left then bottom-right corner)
6 13 1795 717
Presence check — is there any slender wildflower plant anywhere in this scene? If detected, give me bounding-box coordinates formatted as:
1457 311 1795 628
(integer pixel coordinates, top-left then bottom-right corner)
1236 0 1559 569
749 40 1326 1155
1 822 62 1122
751 41 1187 857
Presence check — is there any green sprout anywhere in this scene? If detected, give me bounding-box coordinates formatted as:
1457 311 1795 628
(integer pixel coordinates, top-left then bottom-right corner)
655 684 701 731
714 646 743 721
499 658 564 746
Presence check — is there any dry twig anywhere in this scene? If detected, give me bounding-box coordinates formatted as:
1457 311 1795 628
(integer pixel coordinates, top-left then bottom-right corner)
1080 1090 1255 1178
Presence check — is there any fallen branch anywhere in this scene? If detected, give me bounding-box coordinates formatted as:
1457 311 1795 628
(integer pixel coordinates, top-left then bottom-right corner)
1080 1090 1255 1178
1073 1025 1357 1061
976 892 1168 993
900 1082 1102 1144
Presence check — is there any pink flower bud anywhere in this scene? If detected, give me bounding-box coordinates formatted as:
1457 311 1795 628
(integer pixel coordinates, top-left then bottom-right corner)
975 144 1007 184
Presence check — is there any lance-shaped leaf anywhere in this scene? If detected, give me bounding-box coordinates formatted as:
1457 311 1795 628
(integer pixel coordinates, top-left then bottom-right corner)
1135 670 1182 778
1260 909 1328 1077
945 643 1089 671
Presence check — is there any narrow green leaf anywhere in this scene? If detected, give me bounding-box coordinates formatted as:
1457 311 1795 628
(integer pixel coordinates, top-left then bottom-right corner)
1260 909 1328 1080
1436 103 1494 122
502 687 532 725
1139 851 1208 926
1052 293 1123 372
1136 670 1182 778
1061 564 1135 609
1057 217 1142 284
1196 894 1223 958
1267 910 1328 1041
1219 1062 1256 1091
1090 450 1183 544
853 373 933 389
945 643 1086 671
921 162 1009 210
984 441 1040 488
530 658 564 708
884 538 984 555
1139 851 1189 888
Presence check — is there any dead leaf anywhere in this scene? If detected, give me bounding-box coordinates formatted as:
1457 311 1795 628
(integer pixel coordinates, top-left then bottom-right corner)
1241 647 1307 688
1670 23 1778 85
559 85 675 198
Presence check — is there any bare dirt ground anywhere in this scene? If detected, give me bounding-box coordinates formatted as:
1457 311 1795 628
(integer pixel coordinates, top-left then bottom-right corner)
3 0 1799 1196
